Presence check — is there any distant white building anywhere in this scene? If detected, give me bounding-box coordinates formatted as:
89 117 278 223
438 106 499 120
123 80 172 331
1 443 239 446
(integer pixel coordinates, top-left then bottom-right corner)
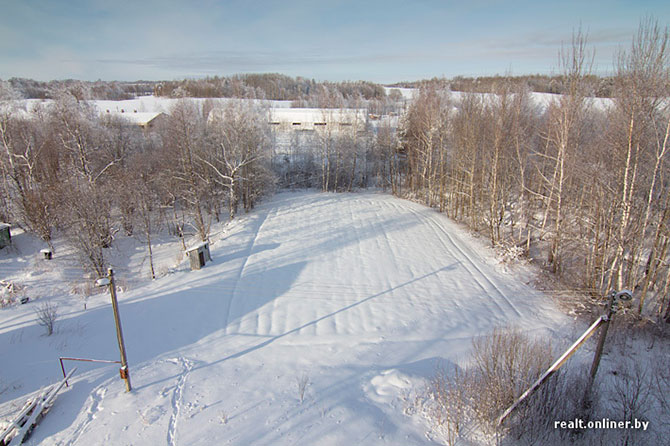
267 108 367 133
207 107 370 161
102 110 168 130
207 106 367 132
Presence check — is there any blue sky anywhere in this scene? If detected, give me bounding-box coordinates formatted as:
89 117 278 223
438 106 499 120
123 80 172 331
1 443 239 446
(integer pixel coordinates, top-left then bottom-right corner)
1 0 668 83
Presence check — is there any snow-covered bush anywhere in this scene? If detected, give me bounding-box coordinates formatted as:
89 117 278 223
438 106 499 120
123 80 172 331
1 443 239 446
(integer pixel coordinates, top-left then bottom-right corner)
422 365 469 446
497 242 527 264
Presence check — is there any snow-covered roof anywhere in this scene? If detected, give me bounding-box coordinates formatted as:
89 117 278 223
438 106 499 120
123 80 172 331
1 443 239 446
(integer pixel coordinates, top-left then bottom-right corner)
0 223 10 230
102 111 165 126
268 108 366 124
186 241 210 252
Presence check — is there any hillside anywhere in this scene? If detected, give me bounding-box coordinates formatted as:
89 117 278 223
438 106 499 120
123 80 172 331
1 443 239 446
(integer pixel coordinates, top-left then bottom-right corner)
0 191 566 445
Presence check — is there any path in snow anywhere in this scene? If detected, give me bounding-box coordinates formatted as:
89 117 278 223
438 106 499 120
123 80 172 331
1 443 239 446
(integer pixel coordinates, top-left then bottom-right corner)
9 191 564 446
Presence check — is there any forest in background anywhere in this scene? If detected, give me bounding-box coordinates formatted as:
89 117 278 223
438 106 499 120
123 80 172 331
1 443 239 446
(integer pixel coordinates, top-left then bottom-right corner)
4 71 618 104
1 21 669 325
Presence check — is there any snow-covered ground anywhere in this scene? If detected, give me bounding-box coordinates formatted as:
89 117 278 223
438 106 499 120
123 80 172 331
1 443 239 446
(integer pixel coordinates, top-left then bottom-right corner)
10 88 612 120
19 97 293 116
382 86 612 111
0 191 567 445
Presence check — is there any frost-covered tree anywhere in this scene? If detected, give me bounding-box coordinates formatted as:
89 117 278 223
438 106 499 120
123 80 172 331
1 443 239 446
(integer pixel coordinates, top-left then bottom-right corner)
203 102 272 219
162 99 210 241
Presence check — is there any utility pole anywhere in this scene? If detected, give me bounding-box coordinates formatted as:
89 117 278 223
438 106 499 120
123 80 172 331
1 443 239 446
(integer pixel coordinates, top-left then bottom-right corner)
97 268 132 392
588 292 615 383
499 289 632 425
583 289 632 408
588 290 632 383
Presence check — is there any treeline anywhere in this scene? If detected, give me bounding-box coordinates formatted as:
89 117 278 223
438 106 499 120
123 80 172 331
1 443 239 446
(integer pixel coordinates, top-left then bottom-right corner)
4 73 620 103
4 78 156 100
0 87 273 279
2 74 388 106
389 74 615 97
383 23 670 321
154 73 386 106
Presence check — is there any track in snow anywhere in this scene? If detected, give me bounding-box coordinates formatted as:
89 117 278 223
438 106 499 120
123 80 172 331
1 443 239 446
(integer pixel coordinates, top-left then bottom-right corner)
26 191 561 446
166 357 194 446
219 192 543 343
62 387 106 446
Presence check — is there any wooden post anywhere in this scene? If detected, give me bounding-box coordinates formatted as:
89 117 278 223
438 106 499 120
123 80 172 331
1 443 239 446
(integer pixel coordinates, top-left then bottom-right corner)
497 316 604 425
583 290 627 408
108 268 132 392
588 291 616 383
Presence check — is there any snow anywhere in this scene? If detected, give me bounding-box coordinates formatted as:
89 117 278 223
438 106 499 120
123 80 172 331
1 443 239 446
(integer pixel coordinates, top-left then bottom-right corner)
102 111 164 126
20 97 293 116
185 242 209 252
383 87 416 100
267 108 366 124
0 191 567 445
383 87 613 112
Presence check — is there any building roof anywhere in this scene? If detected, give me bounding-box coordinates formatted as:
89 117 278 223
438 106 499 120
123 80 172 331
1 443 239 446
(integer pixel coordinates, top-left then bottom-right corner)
207 107 367 126
102 111 166 126
268 108 366 124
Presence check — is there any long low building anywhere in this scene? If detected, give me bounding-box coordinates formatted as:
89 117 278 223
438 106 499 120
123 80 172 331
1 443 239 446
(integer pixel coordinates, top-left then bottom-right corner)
267 108 367 132
101 110 168 130
207 106 368 132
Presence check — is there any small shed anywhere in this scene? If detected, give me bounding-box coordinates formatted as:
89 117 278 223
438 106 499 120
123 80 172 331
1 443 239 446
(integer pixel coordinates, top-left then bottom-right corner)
186 242 212 270
0 223 11 249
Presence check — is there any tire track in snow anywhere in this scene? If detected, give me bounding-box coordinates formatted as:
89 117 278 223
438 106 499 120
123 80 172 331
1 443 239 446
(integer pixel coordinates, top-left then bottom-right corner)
397 201 522 317
371 199 422 321
166 357 194 446
223 208 274 334
62 387 107 446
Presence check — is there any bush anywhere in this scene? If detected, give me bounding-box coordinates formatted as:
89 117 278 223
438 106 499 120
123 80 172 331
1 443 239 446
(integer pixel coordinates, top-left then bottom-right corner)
424 365 469 446
421 328 570 444
469 327 553 433
35 301 58 336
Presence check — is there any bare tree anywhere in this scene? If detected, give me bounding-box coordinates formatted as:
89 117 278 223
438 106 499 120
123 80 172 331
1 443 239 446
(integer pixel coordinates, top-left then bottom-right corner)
35 301 58 336
61 182 115 277
608 18 670 313
0 108 59 250
162 99 210 241
399 84 451 206
202 102 271 219
50 91 123 185
536 29 593 274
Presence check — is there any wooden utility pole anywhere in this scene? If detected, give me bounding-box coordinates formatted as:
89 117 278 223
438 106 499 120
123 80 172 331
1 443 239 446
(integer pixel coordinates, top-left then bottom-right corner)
584 289 631 407
497 316 604 425
588 292 616 383
107 268 132 392
498 289 632 425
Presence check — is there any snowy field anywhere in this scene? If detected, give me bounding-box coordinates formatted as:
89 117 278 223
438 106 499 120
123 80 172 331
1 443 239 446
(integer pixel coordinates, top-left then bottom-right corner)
12 88 613 119
0 192 568 445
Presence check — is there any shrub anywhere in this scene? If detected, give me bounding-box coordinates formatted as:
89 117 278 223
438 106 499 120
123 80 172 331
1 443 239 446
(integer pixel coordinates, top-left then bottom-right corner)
35 301 58 336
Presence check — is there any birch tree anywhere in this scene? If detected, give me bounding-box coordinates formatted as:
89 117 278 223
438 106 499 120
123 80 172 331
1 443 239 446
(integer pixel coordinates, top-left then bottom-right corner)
163 99 210 241
202 102 270 219
537 30 592 274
